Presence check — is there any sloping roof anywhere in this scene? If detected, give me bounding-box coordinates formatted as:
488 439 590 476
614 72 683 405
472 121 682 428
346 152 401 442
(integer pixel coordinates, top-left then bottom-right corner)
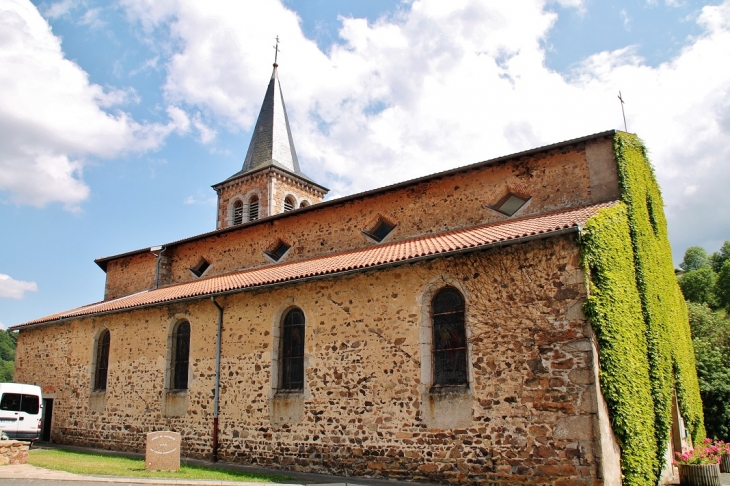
240 64 302 176
11 201 616 331
96 130 618 270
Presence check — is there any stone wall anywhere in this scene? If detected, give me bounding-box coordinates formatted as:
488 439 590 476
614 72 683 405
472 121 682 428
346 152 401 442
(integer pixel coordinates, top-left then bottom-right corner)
102 136 618 301
15 234 618 484
0 441 29 465
216 168 327 230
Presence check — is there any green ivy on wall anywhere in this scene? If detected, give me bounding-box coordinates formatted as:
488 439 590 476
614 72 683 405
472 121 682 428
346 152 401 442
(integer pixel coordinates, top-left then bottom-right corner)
580 132 705 486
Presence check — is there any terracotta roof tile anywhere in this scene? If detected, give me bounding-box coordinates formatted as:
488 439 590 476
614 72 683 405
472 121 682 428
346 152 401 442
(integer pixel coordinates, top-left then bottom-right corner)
11 201 616 330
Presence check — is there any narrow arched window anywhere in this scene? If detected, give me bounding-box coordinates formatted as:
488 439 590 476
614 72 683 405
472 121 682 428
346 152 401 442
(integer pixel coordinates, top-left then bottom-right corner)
171 321 190 390
248 195 259 221
284 196 295 212
280 308 305 391
233 200 243 225
432 287 467 387
94 329 110 391
299 201 310 208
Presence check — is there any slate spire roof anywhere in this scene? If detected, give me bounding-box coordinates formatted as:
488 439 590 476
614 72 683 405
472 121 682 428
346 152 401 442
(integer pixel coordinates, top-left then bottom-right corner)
240 62 302 176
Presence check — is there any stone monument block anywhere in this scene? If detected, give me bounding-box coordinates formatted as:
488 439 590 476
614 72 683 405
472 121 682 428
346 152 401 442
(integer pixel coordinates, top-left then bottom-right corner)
145 431 181 471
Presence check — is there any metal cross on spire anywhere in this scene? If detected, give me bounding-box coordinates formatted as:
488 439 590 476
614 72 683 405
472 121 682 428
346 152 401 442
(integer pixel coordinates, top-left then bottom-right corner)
618 90 627 132
273 35 280 66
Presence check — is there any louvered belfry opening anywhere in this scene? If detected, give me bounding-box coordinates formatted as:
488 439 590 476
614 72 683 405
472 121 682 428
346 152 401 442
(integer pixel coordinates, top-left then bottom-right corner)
95 329 110 391
172 321 190 390
280 308 305 391
284 196 295 212
249 195 259 221
432 287 468 387
233 200 244 225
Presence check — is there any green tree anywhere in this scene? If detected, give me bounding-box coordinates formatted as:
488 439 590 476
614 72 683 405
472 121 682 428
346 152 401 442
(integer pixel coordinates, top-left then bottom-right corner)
0 329 16 382
688 302 730 440
0 360 13 382
716 260 730 311
679 267 718 307
680 246 710 272
710 241 730 273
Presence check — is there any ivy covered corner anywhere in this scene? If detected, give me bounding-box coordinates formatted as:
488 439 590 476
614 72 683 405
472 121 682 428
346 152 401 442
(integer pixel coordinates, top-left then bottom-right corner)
580 132 705 486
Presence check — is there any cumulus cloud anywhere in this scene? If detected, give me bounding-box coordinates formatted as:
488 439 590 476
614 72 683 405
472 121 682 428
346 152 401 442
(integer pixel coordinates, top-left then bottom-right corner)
0 274 38 299
0 0 186 210
119 0 730 258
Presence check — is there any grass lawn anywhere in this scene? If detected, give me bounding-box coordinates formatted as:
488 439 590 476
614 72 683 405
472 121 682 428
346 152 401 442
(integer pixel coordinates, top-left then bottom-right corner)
28 448 293 483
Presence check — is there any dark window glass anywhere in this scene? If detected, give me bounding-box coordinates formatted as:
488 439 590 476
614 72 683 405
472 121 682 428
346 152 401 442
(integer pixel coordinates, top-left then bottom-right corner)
266 241 290 261
233 201 244 225
95 330 110 391
281 308 305 391
20 394 39 415
190 259 210 278
249 196 259 221
172 321 190 390
432 287 468 387
370 220 395 242
0 393 21 411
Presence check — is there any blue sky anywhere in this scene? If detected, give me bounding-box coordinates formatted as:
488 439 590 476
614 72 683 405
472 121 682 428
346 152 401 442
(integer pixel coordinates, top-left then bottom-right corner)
2 0 729 328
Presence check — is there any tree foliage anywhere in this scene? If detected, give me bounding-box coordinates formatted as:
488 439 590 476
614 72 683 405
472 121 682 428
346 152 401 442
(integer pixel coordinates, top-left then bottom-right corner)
710 241 730 274
680 246 710 272
716 260 730 311
678 241 730 312
688 302 730 440
0 329 16 382
679 268 718 307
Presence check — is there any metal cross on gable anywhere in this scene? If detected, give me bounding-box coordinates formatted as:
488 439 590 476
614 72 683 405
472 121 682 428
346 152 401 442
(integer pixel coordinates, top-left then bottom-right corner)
273 35 280 65
618 90 627 132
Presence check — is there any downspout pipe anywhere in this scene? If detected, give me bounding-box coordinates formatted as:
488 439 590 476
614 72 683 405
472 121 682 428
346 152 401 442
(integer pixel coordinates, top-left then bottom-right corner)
153 246 167 290
211 296 224 462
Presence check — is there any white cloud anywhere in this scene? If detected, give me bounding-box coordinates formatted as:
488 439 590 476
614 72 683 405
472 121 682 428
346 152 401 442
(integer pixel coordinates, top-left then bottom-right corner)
120 0 730 258
0 0 185 210
41 0 78 19
78 7 105 30
0 274 38 299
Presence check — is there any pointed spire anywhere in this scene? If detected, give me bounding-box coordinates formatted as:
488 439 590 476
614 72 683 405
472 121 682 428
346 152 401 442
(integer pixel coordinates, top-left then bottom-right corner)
240 38 301 175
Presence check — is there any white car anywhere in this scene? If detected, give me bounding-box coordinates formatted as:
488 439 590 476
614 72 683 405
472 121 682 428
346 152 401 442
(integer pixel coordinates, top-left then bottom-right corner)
0 383 42 442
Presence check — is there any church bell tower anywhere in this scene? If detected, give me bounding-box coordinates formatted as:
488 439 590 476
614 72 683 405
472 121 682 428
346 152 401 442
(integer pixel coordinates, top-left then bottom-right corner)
212 43 328 229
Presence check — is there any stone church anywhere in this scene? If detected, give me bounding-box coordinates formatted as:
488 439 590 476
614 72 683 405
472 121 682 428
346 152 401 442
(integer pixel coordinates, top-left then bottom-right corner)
11 60 701 485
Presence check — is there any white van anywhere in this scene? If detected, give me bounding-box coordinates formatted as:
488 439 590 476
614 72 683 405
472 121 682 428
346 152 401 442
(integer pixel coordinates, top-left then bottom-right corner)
0 383 42 441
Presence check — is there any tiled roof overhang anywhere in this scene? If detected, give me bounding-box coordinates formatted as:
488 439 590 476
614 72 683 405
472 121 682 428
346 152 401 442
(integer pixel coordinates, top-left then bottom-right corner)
94 130 618 271
11 201 617 331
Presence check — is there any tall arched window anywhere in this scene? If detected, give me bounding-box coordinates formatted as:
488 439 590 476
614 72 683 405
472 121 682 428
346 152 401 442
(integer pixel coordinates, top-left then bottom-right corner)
232 200 243 225
432 287 467 387
171 321 190 390
280 308 305 391
94 329 110 391
248 195 259 221
283 196 295 212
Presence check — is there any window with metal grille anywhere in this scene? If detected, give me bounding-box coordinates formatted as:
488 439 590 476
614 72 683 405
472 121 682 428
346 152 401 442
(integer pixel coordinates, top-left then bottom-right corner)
283 196 295 212
432 287 467 387
171 321 190 390
94 329 110 391
233 200 244 225
248 195 259 221
495 193 528 216
190 258 210 278
365 218 395 242
280 308 305 391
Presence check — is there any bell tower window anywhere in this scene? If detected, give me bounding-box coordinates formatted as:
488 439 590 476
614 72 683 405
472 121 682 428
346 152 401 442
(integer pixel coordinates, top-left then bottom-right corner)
233 200 243 225
248 195 259 221
284 196 295 212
